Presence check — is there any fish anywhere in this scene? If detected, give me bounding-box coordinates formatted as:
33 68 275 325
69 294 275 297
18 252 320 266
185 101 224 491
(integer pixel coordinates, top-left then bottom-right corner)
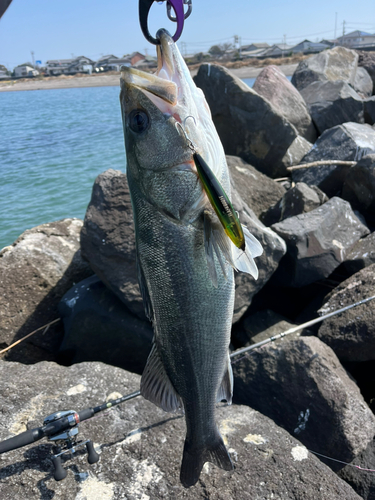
119 29 262 488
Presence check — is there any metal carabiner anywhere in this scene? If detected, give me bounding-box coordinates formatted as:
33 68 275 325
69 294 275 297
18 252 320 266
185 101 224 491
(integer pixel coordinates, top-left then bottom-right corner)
167 0 192 22
139 0 186 45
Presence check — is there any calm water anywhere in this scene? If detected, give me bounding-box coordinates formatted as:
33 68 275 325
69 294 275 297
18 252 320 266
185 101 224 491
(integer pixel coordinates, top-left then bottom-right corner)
1 78 258 249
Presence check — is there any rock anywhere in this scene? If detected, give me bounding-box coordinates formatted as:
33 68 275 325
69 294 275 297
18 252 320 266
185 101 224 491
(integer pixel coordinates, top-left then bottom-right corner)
253 65 317 142
317 264 375 362
337 438 375 500
232 335 375 471
292 122 375 197
357 50 375 94
342 154 375 224
226 155 286 218
80 169 145 320
194 63 299 177
230 180 287 322
300 81 364 135
58 275 153 373
261 182 328 226
292 46 359 91
270 197 370 287
343 231 375 274
281 135 313 170
364 96 375 124
232 309 301 349
0 219 93 364
354 66 373 98
0 360 362 499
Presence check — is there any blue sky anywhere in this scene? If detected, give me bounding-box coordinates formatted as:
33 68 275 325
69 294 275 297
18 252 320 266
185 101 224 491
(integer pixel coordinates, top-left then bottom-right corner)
0 0 374 69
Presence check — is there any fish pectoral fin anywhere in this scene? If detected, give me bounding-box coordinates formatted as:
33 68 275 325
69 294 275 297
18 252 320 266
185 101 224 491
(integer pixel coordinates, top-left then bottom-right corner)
231 225 263 280
137 255 154 322
216 354 233 404
204 210 231 287
141 342 183 413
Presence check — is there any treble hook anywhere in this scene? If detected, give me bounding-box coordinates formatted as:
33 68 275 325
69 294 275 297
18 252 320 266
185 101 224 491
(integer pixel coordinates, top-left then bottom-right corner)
139 0 189 45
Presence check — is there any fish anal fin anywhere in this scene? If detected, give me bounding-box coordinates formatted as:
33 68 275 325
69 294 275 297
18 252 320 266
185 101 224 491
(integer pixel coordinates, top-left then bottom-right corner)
180 432 233 488
141 342 183 413
216 355 233 404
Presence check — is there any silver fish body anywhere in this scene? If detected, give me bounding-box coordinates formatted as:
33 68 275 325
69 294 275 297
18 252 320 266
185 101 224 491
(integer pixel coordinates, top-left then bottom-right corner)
120 30 261 487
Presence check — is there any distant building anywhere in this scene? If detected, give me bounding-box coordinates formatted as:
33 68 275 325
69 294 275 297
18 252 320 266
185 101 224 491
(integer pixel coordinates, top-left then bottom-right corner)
0 70 9 79
94 52 145 72
336 30 375 49
123 51 145 66
14 65 39 78
45 56 94 76
241 43 270 52
290 40 330 54
261 44 294 58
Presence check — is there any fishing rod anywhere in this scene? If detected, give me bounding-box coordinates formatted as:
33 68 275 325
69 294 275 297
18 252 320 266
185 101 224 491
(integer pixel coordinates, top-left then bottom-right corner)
1 294 374 480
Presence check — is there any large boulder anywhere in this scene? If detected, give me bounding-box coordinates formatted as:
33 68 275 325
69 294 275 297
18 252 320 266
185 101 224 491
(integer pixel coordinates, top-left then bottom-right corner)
80 169 145 320
270 197 370 287
343 231 375 274
300 81 364 135
253 65 317 143
357 50 375 94
342 153 375 224
317 264 375 362
261 182 328 226
291 122 375 197
232 336 375 471
0 360 363 499
0 219 93 364
58 275 153 373
194 63 303 177
364 95 375 124
292 46 359 91
230 179 286 322
353 66 373 98
226 155 286 218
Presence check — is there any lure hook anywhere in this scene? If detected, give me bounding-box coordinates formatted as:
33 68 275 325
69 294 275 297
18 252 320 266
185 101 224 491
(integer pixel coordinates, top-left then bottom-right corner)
139 0 191 45
175 121 196 152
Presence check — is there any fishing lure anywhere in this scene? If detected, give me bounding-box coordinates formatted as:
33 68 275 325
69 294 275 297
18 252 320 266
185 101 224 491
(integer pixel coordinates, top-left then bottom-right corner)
193 152 245 251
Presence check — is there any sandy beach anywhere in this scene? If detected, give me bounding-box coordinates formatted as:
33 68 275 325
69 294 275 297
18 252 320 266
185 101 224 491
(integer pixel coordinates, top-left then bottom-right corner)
0 64 298 92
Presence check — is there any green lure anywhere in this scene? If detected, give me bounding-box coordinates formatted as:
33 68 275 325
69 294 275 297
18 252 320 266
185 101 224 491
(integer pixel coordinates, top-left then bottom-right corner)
194 152 245 251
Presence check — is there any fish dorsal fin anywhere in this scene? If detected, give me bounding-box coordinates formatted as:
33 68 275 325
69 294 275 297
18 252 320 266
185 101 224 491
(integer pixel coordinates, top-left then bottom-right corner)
203 211 263 284
141 342 183 413
136 256 154 322
216 354 233 404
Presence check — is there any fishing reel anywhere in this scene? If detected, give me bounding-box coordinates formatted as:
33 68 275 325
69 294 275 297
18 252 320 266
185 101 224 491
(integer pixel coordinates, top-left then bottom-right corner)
43 410 99 481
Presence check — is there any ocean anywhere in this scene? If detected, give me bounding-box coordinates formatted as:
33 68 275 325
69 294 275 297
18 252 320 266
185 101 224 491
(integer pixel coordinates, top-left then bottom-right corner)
1 78 257 250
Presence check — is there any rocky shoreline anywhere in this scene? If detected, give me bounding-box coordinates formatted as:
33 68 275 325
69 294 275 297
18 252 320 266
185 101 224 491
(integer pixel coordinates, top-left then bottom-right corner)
1 46 375 499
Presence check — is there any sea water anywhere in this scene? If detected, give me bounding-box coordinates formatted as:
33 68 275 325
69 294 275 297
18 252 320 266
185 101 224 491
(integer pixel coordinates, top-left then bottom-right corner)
0 77 263 249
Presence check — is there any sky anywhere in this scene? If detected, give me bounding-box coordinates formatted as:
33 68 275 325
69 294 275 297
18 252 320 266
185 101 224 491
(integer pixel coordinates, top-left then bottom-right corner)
0 0 374 70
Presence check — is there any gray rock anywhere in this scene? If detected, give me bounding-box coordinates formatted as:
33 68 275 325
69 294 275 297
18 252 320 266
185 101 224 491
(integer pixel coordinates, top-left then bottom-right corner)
226 155 286 218
342 154 375 224
292 46 359 91
261 182 328 226
300 81 364 135
232 336 375 471
354 66 373 98
364 95 375 125
271 197 370 287
358 50 375 94
253 65 317 142
292 122 375 197
230 181 287 322
281 135 313 170
0 219 93 363
337 438 375 500
58 275 153 373
343 231 375 274
0 360 362 499
194 64 299 177
80 169 145 320
317 264 375 362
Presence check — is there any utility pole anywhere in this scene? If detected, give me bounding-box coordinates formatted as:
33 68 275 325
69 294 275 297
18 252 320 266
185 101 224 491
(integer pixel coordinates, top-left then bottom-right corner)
342 20 346 37
334 12 338 39
144 48 148 56
282 34 286 57
31 51 35 68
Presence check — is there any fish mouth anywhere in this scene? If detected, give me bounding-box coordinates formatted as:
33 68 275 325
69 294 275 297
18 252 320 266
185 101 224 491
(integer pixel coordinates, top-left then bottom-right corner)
120 29 183 112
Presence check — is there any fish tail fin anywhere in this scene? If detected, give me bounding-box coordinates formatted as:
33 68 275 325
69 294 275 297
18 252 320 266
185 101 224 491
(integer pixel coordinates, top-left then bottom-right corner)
180 433 233 488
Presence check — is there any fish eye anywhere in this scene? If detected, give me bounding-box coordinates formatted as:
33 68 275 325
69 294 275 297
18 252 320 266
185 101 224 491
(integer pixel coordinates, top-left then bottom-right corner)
128 110 149 133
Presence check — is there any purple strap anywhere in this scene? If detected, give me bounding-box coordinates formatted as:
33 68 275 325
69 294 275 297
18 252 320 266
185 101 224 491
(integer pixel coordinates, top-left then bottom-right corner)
167 0 185 42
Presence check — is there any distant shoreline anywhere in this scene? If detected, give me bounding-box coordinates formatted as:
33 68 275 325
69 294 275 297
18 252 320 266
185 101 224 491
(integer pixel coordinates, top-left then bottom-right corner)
0 64 298 92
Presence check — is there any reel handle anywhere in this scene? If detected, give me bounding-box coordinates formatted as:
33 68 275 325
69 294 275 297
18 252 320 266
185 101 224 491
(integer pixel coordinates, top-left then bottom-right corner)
52 456 67 481
86 441 99 464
